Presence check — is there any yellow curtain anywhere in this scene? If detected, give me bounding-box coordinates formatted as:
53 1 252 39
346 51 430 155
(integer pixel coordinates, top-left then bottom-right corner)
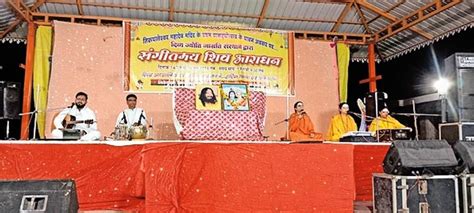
337 43 350 102
33 26 53 139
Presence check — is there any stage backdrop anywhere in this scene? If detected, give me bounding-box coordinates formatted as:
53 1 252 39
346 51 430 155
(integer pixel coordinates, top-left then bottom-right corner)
45 22 339 140
125 21 292 96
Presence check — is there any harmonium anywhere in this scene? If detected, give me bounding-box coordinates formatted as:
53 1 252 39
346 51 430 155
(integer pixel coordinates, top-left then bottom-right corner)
339 131 376 142
376 128 412 142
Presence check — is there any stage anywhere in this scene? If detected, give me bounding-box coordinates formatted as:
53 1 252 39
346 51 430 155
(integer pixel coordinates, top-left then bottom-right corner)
0 141 389 212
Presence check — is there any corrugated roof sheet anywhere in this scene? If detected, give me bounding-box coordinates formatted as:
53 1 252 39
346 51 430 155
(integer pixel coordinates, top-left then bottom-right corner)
1 0 471 62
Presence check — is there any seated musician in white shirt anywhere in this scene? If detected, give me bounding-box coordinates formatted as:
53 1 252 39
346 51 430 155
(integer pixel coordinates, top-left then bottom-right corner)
115 94 148 128
51 92 101 140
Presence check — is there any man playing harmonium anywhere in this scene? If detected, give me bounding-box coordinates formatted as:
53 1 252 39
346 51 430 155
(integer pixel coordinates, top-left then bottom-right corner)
326 102 358 141
369 107 406 131
51 92 101 140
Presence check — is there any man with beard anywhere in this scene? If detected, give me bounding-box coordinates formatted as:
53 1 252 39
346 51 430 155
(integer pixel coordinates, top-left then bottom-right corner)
51 92 101 140
197 87 220 110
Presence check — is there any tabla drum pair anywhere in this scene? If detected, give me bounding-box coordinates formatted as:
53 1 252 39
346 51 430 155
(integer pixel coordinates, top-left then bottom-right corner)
114 124 147 140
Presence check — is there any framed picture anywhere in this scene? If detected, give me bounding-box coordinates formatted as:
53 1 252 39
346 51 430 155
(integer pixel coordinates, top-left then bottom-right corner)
195 85 221 111
221 83 250 111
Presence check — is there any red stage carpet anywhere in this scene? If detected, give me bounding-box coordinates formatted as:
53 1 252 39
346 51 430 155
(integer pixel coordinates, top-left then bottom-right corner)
0 141 388 212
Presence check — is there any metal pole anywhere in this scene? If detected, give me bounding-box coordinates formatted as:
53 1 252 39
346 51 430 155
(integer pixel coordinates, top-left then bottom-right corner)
441 94 447 123
375 92 379 142
412 100 419 140
6 120 10 139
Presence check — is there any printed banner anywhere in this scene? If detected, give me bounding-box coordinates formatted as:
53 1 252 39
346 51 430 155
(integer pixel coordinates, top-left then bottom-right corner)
125 21 293 95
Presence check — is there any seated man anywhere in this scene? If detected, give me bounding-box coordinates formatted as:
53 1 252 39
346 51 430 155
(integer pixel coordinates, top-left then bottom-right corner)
115 94 148 128
369 107 406 132
288 101 322 142
51 92 101 141
326 102 357 141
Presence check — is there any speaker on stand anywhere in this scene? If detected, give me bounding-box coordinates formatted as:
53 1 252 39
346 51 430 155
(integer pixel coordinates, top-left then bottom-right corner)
365 91 388 118
0 81 22 139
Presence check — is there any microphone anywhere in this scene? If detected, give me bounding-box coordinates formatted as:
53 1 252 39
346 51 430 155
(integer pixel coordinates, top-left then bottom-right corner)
274 118 289 125
68 103 75 108
300 111 306 115
137 110 145 125
121 112 127 124
348 111 360 116
348 111 375 120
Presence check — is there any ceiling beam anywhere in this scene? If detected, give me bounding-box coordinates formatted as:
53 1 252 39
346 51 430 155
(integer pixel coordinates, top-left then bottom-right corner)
7 0 33 22
294 30 371 45
30 11 370 44
374 0 462 42
256 0 270 28
331 2 353 32
30 0 46 12
0 19 23 39
44 0 362 25
367 0 404 24
265 16 359 24
76 0 84 15
356 0 433 40
169 0 174 22
353 2 372 33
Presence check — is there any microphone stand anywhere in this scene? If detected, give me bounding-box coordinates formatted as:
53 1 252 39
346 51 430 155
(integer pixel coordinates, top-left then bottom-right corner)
274 119 288 126
412 100 419 141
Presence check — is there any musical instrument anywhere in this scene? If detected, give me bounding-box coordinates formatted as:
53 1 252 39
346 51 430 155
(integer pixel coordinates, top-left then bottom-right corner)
376 128 412 142
62 114 94 129
340 131 376 142
113 124 129 140
129 125 147 140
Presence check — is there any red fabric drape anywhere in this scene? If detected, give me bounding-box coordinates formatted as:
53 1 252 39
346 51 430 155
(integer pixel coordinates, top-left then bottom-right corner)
0 142 361 212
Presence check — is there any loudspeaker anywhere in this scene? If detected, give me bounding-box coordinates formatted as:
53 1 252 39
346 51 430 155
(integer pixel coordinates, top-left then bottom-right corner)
0 81 22 120
444 52 474 122
0 179 78 212
365 92 387 117
453 142 474 173
383 140 458 175
439 122 474 144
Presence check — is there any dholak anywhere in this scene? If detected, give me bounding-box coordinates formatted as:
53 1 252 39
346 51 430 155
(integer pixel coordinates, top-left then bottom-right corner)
114 124 129 140
129 125 147 140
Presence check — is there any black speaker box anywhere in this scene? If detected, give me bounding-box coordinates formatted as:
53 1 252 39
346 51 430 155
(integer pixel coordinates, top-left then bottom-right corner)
383 140 458 175
444 52 474 122
0 179 78 212
453 142 474 173
0 81 22 120
365 92 387 118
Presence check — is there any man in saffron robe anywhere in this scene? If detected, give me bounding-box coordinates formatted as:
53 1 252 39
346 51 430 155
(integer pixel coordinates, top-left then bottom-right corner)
288 101 322 141
327 102 358 141
369 107 406 131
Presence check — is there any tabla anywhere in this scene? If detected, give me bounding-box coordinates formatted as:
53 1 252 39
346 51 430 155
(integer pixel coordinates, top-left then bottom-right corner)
114 124 129 140
129 125 147 140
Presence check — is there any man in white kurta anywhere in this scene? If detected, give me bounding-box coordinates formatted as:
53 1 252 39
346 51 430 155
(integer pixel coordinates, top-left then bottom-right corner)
115 94 148 128
51 92 101 140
